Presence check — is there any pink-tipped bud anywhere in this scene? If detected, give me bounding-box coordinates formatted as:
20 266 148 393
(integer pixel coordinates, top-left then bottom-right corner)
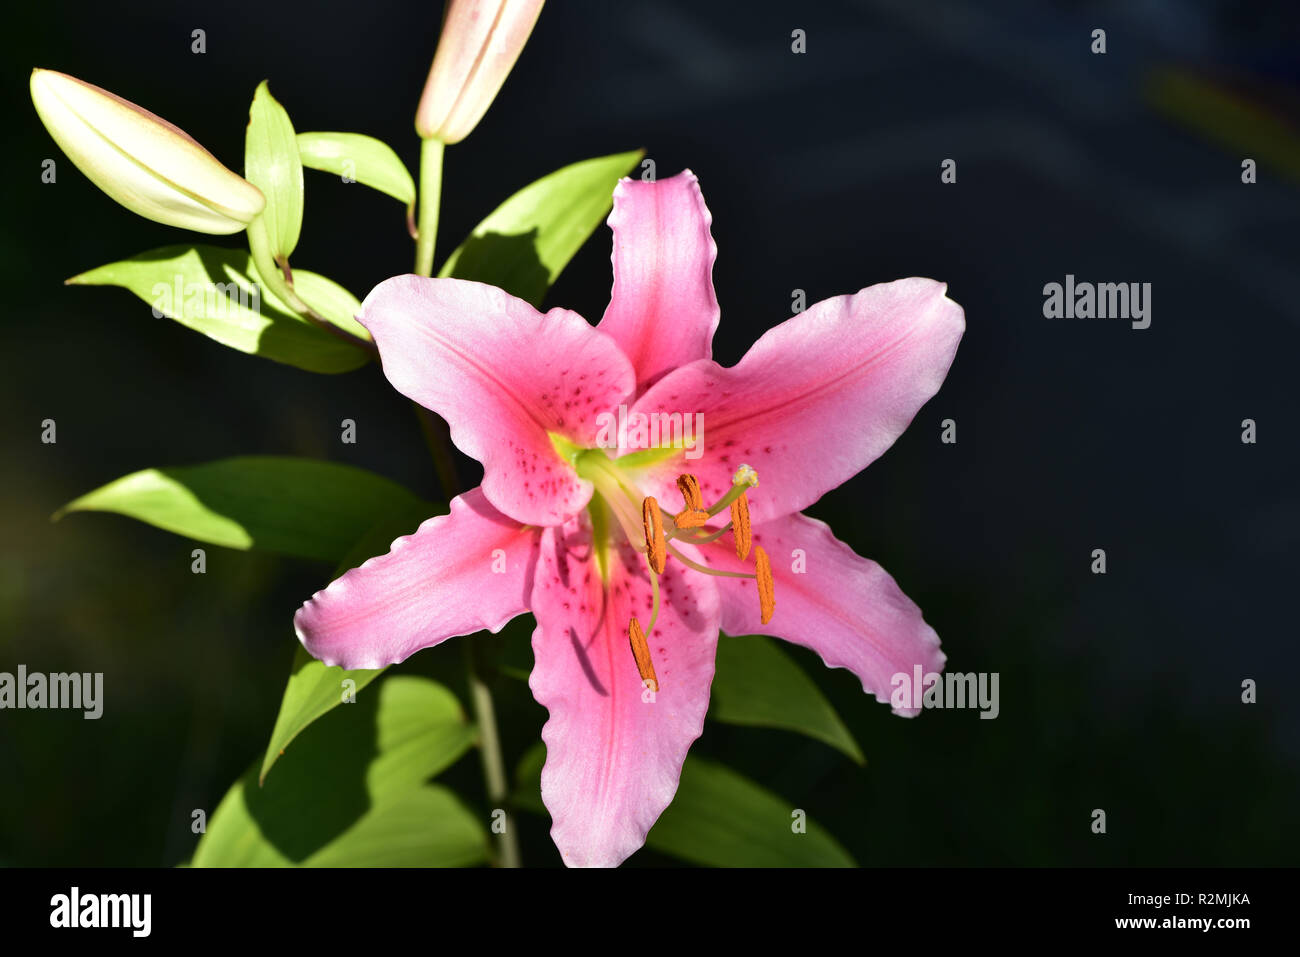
415 0 545 144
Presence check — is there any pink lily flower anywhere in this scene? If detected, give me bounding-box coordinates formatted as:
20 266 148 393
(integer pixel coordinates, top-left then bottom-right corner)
294 170 964 867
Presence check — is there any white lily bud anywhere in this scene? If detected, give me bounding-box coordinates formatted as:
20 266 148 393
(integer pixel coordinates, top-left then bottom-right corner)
415 0 545 144
31 69 265 234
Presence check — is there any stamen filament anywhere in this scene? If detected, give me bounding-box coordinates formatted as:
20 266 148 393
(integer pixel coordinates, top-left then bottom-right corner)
580 448 642 500
578 449 650 551
675 521 733 545
665 543 757 579
585 464 644 547
646 567 662 634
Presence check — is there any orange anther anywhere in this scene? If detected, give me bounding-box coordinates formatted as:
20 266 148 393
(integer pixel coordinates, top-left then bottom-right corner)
730 492 751 561
673 508 710 529
676 473 704 511
754 546 775 625
628 617 659 692
642 497 666 574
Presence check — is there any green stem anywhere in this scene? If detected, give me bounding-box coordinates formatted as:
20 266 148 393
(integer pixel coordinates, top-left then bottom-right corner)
412 135 517 866
414 138 445 277
412 403 460 500
464 641 522 868
247 222 377 358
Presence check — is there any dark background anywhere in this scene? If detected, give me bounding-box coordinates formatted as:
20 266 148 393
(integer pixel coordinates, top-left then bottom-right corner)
2 0 1297 866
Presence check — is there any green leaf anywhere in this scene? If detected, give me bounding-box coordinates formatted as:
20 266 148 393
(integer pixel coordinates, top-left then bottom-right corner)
244 81 303 261
331 497 438 579
513 745 855 867
297 132 415 207
54 456 431 561
648 756 856 867
511 744 547 816
290 268 370 341
193 676 486 867
711 633 864 764
440 149 644 307
261 646 384 786
67 244 368 373
260 498 438 783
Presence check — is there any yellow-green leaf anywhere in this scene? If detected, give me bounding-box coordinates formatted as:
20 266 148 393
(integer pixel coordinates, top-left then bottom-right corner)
513 744 855 867
297 131 414 207
260 498 439 783
711 633 864 764
55 456 430 561
440 149 644 307
67 245 368 372
194 677 484 867
244 81 303 260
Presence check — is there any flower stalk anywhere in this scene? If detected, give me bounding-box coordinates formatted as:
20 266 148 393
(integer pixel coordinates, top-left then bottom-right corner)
463 641 521 868
413 138 445 277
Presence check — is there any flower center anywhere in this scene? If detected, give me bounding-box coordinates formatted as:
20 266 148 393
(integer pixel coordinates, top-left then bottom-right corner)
570 447 775 691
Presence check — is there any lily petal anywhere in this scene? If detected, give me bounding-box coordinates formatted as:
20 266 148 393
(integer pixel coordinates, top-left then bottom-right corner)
358 275 636 526
628 278 963 523
597 171 720 391
529 519 720 867
294 487 541 670
699 512 944 716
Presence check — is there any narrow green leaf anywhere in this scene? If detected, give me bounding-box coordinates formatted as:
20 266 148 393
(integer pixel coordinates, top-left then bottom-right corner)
259 498 439 783
67 245 368 373
512 745 856 867
439 149 644 307
711 633 864 764
194 676 486 867
244 81 303 260
54 456 431 561
297 132 415 206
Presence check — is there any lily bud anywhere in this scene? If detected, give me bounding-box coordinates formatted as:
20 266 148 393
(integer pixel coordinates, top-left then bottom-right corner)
31 68 265 234
415 0 545 143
